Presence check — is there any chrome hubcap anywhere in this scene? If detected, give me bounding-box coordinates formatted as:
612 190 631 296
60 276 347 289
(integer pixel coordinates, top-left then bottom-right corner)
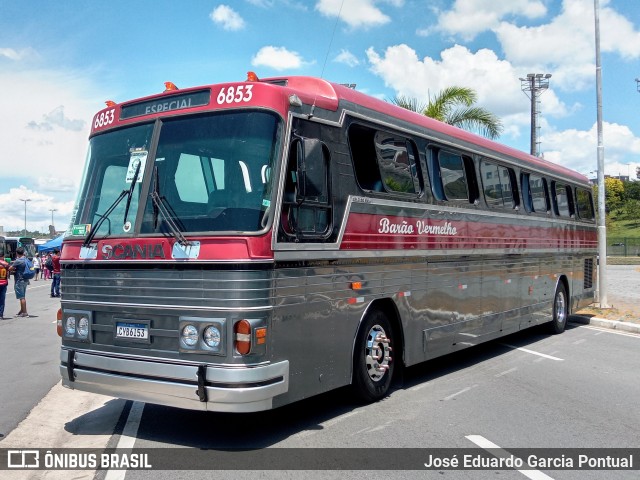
555 291 566 325
365 325 392 381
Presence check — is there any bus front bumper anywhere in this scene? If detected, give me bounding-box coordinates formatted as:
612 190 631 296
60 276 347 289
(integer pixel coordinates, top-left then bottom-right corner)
60 348 289 413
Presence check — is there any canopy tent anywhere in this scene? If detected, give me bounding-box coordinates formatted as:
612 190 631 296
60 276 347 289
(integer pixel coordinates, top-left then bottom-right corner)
38 234 64 253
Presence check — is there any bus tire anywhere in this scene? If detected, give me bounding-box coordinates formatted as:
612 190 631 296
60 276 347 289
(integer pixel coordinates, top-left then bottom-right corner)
547 282 568 335
352 310 395 402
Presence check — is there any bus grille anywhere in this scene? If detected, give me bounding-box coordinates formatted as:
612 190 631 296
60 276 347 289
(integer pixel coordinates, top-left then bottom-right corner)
583 258 594 290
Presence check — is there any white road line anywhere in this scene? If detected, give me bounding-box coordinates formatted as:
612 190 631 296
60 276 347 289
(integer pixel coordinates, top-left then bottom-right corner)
466 435 554 480
444 385 477 401
495 367 518 377
577 325 640 338
104 401 145 480
500 344 564 361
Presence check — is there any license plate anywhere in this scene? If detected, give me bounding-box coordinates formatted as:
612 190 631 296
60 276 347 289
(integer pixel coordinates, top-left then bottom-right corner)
115 322 149 340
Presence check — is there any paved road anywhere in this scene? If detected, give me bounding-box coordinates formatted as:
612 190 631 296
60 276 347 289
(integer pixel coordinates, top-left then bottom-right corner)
1 266 639 480
0 278 62 440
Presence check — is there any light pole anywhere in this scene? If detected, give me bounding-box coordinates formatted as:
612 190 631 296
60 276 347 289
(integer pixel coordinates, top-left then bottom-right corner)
594 0 608 308
519 73 552 156
19 198 31 237
49 208 58 231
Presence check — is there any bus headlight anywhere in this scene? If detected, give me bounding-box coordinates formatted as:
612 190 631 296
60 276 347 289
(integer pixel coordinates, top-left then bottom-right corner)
77 316 89 339
65 316 76 336
181 324 198 347
203 326 221 349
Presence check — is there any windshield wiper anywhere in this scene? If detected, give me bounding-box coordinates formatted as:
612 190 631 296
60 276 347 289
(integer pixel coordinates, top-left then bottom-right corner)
82 189 129 247
82 161 142 248
149 166 191 246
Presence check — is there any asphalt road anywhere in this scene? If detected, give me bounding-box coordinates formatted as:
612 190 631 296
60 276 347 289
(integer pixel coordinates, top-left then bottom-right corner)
1 266 639 480
0 278 62 439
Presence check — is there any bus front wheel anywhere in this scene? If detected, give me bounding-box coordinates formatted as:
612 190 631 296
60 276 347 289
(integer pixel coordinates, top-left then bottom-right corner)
547 283 568 335
352 310 395 402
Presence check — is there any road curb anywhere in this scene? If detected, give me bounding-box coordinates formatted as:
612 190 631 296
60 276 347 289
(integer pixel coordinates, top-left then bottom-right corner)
570 315 640 334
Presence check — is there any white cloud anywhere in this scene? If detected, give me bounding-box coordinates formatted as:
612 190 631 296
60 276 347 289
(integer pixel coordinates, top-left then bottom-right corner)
433 0 547 40
315 0 399 29
0 186 76 232
0 47 38 61
210 5 246 31
494 0 640 91
334 49 360 67
366 43 567 120
27 106 86 132
0 68 99 231
251 46 308 71
543 122 640 179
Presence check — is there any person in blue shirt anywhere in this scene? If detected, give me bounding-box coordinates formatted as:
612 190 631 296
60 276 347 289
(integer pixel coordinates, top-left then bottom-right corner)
8 247 30 317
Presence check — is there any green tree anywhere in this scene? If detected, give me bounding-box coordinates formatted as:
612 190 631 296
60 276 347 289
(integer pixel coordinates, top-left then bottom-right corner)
623 180 640 201
390 87 503 140
604 177 624 212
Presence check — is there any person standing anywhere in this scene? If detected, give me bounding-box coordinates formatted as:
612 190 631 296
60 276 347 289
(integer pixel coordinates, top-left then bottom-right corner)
0 256 9 319
51 248 61 298
44 253 53 280
8 247 29 317
32 254 41 281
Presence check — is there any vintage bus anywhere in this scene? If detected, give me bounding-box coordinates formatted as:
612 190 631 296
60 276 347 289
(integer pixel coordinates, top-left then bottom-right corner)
58 74 597 412
2 236 37 260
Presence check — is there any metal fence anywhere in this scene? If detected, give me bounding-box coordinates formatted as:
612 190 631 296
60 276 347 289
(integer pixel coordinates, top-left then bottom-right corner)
607 238 640 256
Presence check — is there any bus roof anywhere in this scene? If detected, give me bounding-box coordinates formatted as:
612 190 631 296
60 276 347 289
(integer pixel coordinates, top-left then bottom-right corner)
91 74 589 185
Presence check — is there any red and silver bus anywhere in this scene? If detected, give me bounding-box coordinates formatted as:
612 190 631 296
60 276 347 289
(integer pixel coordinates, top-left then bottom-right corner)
58 74 597 412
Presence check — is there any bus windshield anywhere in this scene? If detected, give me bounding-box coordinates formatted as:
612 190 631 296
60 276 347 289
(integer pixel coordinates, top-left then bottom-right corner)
71 111 280 238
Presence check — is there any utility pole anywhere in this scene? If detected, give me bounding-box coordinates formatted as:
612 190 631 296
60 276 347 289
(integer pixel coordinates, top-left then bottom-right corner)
49 208 58 231
19 198 31 237
594 0 608 308
519 73 552 156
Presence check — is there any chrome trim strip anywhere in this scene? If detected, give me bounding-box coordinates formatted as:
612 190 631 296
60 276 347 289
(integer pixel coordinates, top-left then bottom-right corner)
62 301 274 312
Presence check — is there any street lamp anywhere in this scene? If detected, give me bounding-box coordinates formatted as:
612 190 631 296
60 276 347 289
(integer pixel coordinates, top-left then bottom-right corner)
19 198 31 237
519 73 552 156
49 208 58 230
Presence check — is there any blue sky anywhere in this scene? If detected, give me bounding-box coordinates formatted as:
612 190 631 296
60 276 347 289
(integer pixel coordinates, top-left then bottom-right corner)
1 0 639 233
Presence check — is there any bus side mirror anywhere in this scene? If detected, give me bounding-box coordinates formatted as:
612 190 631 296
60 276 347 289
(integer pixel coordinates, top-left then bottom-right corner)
296 138 325 200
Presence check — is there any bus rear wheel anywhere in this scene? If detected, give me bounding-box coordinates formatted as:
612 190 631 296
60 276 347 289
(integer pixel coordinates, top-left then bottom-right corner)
352 310 395 402
547 283 568 334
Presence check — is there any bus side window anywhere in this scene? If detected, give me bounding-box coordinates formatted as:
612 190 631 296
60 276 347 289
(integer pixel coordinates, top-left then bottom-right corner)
552 182 573 217
282 137 331 239
576 188 595 221
531 175 549 213
432 149 477 203
480 160 517 209
521 173 549 213
374 132 421 195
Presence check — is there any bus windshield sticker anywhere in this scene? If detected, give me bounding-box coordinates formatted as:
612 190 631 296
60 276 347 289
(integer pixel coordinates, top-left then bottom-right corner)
71 224 91 236
126 150 147 183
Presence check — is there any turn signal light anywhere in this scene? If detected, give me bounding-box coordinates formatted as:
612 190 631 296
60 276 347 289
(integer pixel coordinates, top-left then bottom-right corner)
56 308 63 337
234 320 252 355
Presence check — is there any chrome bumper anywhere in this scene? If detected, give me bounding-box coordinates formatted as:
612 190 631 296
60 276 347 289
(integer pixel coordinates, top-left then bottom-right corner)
60 349 289 413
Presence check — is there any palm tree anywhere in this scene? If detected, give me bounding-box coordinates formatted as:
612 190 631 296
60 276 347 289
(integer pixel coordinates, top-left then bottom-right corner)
390 86 503 140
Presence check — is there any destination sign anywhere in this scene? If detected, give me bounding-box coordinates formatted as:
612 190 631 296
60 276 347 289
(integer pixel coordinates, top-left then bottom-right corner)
120 90 211 120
